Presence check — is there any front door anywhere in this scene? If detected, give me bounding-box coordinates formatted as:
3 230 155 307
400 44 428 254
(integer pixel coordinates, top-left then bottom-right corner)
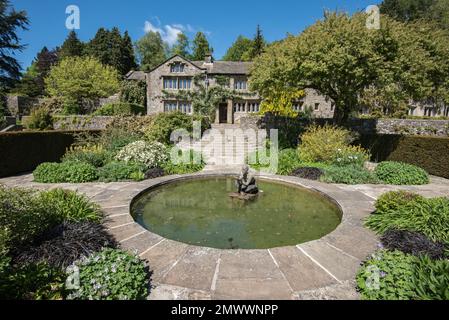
219 103 228 123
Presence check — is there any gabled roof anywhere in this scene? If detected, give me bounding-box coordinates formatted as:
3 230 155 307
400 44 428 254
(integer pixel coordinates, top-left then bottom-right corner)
125 55 254 80
192 60 252 75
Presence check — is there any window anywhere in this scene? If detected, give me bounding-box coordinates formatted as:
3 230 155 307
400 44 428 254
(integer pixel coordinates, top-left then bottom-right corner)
179 102 192 114
248 102 260 113
233 102 246 112
408 108 415 116
170 63 184 73
164 101 192 114
163 77 191 90
234 79 247 90
331 102 335 111
178 78 192 90
315 103 320 111
293 101 304 112
164 101 178 112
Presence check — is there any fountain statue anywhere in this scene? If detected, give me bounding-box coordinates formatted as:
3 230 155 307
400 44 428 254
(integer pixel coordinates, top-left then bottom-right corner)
229 165 259 200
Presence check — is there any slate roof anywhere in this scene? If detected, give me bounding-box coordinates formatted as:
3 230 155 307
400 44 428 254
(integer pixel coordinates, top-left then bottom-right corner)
125 70 146 81
192 60 252 75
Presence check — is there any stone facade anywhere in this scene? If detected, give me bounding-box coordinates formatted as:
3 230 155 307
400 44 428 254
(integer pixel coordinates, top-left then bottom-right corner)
127 55 335 124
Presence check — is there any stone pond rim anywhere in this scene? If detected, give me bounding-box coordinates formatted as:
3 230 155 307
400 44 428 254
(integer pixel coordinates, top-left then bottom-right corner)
130 174 343 250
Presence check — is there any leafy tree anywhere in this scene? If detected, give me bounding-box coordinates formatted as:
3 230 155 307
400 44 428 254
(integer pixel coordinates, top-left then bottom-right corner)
0 0 29 90
85 27 136 75
223 36 253 61
171 32 190 58
249 25 266 59
45 56 120 112
380 0 449 30
59 31 84 59
191 32 213 61
121 31 138 72
13 47 59 97
135 31 167 71
250 12 449 123
260 89 305 117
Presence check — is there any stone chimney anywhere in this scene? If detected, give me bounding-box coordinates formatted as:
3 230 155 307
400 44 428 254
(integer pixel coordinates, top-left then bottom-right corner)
204 53 213 64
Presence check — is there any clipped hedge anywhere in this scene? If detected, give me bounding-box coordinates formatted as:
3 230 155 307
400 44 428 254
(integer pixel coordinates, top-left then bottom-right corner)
357 134 449 179
0 130 101 178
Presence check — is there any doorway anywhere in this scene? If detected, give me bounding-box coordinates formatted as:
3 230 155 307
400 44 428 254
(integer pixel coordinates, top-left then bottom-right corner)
219 103 228 123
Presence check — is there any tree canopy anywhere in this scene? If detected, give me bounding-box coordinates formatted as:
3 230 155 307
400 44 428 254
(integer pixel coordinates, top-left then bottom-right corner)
223 36 253 61
45 56 120 107
191 32 213 61
59 31 84 59
171 33 191 58
0 0 29 90
13 46 59 97
135 31 167 72
250 12 449 123
85 27 137 75
380 0 449 29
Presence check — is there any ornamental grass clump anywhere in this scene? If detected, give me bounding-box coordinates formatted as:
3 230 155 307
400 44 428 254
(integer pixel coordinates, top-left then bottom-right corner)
115 140 168 169
13 221 117 269
66 248 149 300
366 194 449 244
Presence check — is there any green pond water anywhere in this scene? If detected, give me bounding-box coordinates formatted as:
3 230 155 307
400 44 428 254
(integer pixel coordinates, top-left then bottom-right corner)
132 177 342 249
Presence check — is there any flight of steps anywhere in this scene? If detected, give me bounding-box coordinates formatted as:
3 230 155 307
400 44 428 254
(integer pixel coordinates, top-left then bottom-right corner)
177 123 265 170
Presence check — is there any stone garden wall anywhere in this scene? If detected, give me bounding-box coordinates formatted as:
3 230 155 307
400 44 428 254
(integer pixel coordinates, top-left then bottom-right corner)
53 116 115 130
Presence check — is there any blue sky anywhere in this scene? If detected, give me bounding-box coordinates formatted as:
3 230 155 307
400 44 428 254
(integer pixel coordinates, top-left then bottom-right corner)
11 0 381 70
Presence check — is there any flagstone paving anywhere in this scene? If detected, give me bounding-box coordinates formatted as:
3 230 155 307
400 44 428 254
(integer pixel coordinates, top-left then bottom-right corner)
1 171 448 300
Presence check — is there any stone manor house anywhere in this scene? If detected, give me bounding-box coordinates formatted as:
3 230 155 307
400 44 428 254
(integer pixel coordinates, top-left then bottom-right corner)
126 54 336 124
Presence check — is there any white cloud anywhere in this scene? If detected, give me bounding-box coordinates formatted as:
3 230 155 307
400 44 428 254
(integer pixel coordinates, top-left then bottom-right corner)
143 18 210 46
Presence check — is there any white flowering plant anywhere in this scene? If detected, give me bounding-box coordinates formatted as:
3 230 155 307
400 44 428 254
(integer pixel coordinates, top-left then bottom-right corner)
66 248 148 300
332 145 370 168
115 140 169 169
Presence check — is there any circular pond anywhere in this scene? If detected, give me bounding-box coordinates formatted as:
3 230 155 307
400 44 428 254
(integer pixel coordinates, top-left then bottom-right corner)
131 177 342 249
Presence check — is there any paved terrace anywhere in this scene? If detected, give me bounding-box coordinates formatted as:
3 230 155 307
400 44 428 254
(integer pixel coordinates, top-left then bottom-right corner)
1 171 449 300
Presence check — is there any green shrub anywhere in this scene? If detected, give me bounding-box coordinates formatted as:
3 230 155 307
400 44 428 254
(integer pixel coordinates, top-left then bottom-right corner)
115 140 169 169
321 165 380 184
33 162 98 183
37 189 102 223
366 196 449 244
162 149 205 174
332 145 370 168
23 106 54 130
298 125 354 163
120 80 147 106
144 112 209 145
357 250 449 300
0 260 66 300
98 128 143 156
375 161 429 185
0 186 59 253
94 102 145 116
56 161 98 183
249 148 304 175
66 248 149 300
412 256 449 300
98 162 146 182
62 144 109 168
356 134 449 179
375 191 424 215
356 250 418 300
